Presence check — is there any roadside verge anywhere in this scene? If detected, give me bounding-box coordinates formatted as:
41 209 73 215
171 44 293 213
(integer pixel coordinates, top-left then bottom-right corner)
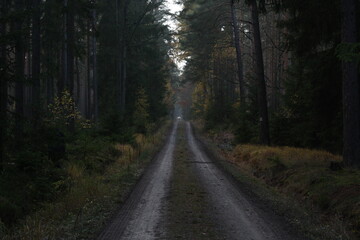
190 122 359 240
1 120 172 240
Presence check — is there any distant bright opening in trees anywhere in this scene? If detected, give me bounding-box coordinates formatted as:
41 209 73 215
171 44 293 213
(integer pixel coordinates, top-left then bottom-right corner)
164 0 186 72
164 0 182 30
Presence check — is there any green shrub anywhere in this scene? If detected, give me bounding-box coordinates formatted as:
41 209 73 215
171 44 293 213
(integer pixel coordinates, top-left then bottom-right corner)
0 197 22 226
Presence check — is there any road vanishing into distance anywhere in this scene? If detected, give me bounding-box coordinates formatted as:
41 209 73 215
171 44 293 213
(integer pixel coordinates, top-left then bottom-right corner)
97 120 305 240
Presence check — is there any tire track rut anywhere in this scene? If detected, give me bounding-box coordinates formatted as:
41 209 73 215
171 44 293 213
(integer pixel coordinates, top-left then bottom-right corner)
186 121 305 240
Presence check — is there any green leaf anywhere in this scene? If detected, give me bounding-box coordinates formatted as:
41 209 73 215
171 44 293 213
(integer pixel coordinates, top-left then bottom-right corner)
335 43 360 62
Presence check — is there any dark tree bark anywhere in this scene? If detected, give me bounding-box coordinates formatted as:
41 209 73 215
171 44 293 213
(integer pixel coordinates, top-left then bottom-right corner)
120 43 126 115
31 0 41 123
92 4 98 120
60 0 68 94
0 0 8 170
249 0 270 145
230 0 246 103
116 0 130 116
61 0 74 96
342 0 360 167
86 19 91 119
115 0 121 111
67 0 74 94
75 57 80 104
15 0 25 140
67 0 75 130
47 70 54 104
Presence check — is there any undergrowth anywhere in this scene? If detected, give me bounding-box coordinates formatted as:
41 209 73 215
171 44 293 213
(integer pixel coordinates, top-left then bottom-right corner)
221 142 360 238
0 120 171 240
231 144 360 229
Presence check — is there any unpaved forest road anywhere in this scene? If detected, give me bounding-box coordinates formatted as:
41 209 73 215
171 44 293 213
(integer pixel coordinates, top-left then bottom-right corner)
97 121 305 240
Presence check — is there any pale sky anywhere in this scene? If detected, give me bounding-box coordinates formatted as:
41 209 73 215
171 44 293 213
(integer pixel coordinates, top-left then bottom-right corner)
164 0 182 31
163 0 186 71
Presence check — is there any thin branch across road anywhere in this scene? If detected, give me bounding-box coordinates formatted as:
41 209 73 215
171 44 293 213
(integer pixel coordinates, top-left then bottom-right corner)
97 121 305 240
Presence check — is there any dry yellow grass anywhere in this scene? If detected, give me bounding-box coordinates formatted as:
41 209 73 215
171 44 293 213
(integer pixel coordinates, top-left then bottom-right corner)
114 144 135 165
229 144 360 238
134 133 146 146
233 144 342 170
66 162 85 180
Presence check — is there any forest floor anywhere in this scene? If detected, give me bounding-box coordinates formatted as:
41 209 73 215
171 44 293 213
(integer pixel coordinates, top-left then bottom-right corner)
97 121 311 240
0 121 173 240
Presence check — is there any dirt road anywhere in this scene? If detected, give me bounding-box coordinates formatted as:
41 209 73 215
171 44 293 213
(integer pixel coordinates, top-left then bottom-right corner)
97 121 305 240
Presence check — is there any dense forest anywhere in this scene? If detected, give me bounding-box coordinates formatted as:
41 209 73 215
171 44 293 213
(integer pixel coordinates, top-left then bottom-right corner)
179 0 359 164
0 0 359 238
0 0 177 233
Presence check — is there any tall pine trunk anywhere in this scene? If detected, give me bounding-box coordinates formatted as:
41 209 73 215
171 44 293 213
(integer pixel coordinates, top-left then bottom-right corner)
67 1 74 95
93 5 98 120
86 19 91 119
342 0 360 167
32 0 41 124
61 0 75 129
0 0 8 170
60 0 68 94
116 0 121 112
67 0 75 129
250 0 270 145
116 0 130 116
230 0 245 103
120 43 126 115
15 0 25 140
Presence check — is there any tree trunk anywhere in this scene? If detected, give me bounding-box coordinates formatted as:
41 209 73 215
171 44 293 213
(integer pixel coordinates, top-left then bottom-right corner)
67 0 74 94
63 0 75 130
230 0 245 103
86 19 91 119
116 0 121 111
32 0 41 124
15 0 25 140
60 0 68 95
117 0 130 116
0 0 8 170
120 43 126 115
250 0 270 145
47 70 54 104
92 4 98 120
342 0 360 167
75 57 80 105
